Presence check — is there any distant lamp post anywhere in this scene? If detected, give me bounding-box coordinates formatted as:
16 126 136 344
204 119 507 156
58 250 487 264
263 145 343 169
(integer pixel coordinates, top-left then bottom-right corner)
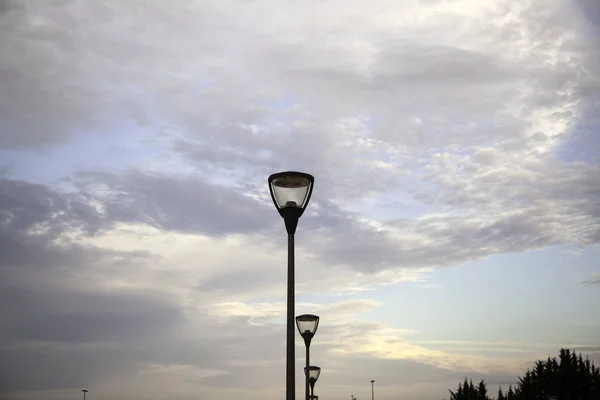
309 396 319 400
81 389 88 400
268 171 315 400
371 380 375 400
305 366 321 400
297 314 320 400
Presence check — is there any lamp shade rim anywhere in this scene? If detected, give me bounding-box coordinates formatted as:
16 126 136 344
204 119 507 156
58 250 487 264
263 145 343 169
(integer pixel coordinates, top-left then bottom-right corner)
268 171 314 182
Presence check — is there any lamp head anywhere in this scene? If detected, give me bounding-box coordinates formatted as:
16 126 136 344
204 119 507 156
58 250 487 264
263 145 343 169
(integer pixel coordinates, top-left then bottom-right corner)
296 314 319 345
268 171 314 234
305 365 321 388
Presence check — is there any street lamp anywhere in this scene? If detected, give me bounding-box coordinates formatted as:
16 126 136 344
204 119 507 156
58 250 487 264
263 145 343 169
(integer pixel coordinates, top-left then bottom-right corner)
81 389 88 400
371 380 375 400
309 396 319 400
305 366 321 400
297 314 320 400
268 171 315 400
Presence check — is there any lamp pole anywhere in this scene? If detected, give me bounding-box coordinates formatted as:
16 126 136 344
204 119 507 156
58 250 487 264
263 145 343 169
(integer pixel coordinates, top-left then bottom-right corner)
371 380 375 400
82 389 88 400
305 335 309 400
287 228 295 400
297 314 319 400
268 172 315 400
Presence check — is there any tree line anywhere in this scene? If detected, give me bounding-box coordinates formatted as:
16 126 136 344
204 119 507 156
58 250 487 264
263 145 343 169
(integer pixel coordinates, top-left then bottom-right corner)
447 349 600 400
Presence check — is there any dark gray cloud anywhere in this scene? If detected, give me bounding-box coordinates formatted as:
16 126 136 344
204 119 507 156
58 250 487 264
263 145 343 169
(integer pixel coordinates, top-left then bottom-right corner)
73 170 277 236
0 284 188 392
0 345 134 391
0 177 184 393
0 177 103 239
197 267 283 294
3 288 182 344
0 177 152 295
0 0 18 15
2 288 188 394
0 177 151 285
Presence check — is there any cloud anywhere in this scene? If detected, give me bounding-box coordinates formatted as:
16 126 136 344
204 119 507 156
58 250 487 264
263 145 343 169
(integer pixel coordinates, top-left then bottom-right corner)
0 178 185 392
0 177 152 289
1 0 600 399
583 274 600 285
41 156 596 277
73 170 277 236
3 288 182 344
0 176 422 395
210 298 536 377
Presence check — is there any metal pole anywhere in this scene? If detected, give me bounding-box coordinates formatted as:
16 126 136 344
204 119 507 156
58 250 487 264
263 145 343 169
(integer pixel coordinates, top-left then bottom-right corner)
305 345 310 400
287 233 296 400
371 380 375 400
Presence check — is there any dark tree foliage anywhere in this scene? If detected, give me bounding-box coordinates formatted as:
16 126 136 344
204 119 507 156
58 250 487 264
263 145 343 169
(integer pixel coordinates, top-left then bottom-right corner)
446 349 600 400
449 379 488 400
506 385 515 400
497 386 505 400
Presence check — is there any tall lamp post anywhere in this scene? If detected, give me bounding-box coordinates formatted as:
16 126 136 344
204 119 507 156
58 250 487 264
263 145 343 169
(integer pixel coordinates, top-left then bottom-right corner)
297 314 319 400
81 389 88 400
268 171 315 400
306 366 321 400
371 380 375 400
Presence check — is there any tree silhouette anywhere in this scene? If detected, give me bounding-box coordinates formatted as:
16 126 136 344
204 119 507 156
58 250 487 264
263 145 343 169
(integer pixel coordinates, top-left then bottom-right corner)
477 380 488 400
446 349 600 399
512 349 600 399
506 385 515 400
496 386 505 400
449 378 490 400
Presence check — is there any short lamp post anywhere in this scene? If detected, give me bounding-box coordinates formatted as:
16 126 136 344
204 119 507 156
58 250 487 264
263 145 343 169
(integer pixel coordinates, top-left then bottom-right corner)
297 314 320 400
306 366 321 400
81 389 88 400
309 396 319 400
268 171 315 400
371 380 375 400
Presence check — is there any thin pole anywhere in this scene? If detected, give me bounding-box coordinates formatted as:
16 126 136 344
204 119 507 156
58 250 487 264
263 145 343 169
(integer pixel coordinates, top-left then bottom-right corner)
287 233 296 400
305 345 310 400
371 380 375 400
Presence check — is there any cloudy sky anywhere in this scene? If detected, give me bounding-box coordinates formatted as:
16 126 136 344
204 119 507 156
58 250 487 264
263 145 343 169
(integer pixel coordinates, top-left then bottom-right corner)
1 0 599 399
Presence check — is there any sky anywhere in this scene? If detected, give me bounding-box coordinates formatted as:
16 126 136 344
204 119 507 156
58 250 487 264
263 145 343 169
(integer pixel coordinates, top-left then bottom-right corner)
0 0 599 399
